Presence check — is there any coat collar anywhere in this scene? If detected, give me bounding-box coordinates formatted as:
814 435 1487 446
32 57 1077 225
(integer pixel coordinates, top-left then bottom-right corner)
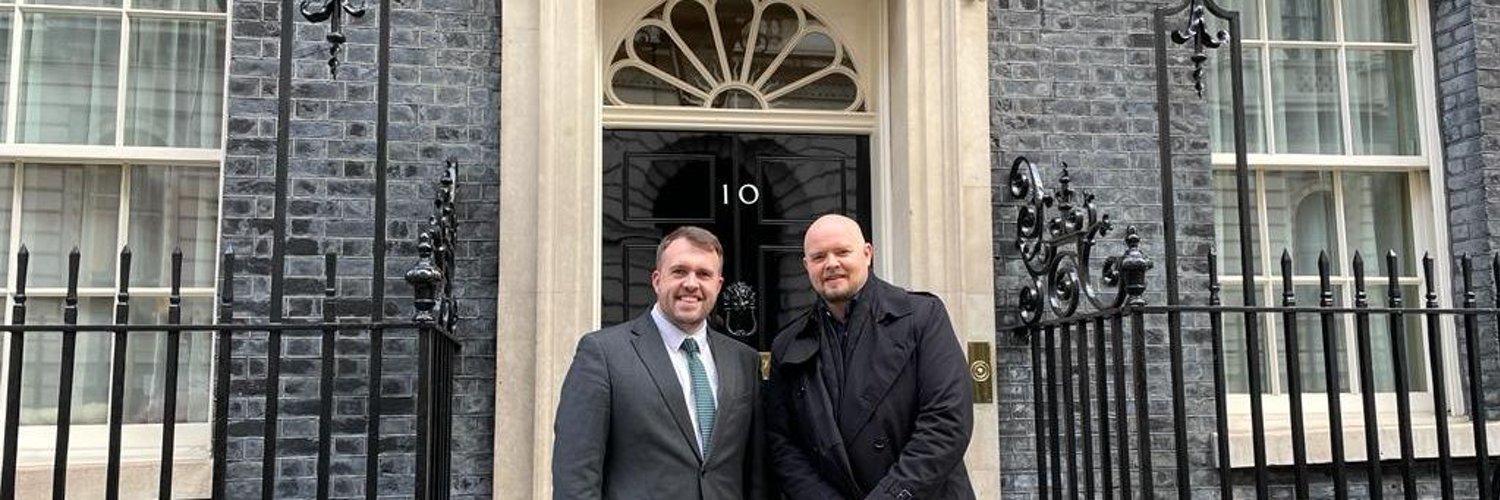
774 277 924 441
778 276 913 366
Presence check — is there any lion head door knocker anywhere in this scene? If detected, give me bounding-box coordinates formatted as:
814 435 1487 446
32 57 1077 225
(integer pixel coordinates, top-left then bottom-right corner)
714 281 758 338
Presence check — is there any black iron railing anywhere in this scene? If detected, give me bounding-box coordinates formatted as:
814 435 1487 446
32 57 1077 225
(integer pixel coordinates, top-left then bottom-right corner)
0 165 460 500
1013 156 1500 499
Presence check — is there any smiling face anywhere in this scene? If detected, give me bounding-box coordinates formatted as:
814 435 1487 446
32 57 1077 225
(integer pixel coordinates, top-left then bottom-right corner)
802 215 873 308
651 237 725 332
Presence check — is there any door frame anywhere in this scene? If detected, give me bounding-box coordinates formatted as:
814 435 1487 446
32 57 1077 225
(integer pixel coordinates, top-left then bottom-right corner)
498 0 998 497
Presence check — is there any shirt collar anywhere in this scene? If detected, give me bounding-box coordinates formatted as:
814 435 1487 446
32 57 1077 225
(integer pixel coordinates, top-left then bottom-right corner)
651 304 708 352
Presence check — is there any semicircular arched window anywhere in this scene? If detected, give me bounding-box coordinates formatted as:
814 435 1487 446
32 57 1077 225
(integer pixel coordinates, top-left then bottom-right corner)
605 0 866 112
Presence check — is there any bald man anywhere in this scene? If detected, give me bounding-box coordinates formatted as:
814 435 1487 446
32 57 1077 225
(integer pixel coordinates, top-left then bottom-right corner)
765 214 975 500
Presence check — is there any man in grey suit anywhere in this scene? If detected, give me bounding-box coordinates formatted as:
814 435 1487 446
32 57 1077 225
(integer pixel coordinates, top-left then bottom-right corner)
553 226 764 500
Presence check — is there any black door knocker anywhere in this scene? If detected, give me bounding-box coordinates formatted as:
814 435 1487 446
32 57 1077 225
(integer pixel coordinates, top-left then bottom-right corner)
714 281 758 338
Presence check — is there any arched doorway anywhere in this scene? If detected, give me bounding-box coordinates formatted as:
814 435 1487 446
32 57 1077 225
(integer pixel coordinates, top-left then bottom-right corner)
497 0 998 496
599 0 877 356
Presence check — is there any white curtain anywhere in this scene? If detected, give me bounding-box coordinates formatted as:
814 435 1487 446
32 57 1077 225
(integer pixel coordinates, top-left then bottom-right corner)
126 18 224 148
19 13 120 145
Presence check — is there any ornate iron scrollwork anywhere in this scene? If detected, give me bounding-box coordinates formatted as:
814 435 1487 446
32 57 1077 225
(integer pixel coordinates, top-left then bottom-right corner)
300 0 367 77
1010 157 1151 326
405 160 459 334
715 281 758 338
1171 0 1230 98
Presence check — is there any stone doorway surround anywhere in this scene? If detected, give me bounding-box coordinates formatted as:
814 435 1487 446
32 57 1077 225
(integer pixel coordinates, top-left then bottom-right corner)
498 0 997 497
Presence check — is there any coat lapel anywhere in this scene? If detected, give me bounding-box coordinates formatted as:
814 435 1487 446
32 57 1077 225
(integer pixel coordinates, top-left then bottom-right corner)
780 313 862 494
629 312 703 463
797 345 860 494
780 311 822 365
837 279 916 440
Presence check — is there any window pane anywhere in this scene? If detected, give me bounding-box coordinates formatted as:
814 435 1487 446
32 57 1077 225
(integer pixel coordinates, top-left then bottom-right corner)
664 0 722 93
1348 50 1418 156
18 297 115 425
1342 172 1416 276
1271 285 1348 393
1263 171 1338 275
1271 49 1342 154
126 19 225 148
19 14 121 145
614 24 708 107
20 165 121 287
770 71 859 111
1215 170 1260 277
28 0 120 8
1216 0 1261 40
1222 285 1272 394
1366 285 1426 392
0 14 13 141
123 296 213 423
1266 0 1334 41
129 166 219 288
133 0 225 13
0 165 13 280
1208 47 1266 154
1342 0 1410 43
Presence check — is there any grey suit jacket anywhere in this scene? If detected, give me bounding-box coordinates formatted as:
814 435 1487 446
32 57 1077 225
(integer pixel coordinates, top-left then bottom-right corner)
552 311 765 500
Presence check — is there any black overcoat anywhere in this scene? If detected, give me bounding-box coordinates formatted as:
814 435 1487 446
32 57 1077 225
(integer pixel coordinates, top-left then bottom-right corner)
766 277 975 500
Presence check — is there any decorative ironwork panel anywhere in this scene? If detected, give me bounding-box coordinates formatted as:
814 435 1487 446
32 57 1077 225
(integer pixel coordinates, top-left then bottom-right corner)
1009 156 1151 326
406 160 461 335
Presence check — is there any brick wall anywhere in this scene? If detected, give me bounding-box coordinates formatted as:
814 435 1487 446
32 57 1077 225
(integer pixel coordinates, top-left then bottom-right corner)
992 0 1500 498
221 0 499 496
1432 0 1500 418
990 0 1227 497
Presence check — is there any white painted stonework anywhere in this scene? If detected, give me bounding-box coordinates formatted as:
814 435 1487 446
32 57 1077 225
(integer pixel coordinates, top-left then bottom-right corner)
498 0 997 497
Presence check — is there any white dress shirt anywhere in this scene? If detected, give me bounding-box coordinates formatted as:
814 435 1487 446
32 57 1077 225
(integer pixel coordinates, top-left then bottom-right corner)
651 305 719 454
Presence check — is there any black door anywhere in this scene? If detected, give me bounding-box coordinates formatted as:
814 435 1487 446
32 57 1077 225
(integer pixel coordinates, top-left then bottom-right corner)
602 130 872 352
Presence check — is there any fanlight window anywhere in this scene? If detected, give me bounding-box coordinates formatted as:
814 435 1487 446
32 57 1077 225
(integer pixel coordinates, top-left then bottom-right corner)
606 0 866 112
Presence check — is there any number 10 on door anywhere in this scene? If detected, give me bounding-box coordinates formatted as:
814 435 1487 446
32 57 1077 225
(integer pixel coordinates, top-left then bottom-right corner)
722 184 760 205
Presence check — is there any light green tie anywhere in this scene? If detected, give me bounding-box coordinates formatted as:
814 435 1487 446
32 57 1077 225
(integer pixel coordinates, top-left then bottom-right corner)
680 338 715 459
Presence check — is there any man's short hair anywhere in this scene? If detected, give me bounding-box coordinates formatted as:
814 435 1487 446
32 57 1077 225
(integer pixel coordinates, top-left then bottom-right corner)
656 226 724 269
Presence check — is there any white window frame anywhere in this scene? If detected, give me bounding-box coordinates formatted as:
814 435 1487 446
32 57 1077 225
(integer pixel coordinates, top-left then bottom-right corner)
0 0 228 494
1210 0 1473 466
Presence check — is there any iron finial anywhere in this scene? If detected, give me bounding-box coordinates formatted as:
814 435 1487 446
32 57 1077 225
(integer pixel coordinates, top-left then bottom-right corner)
301 0 367 78
1170 0 1230 98
1120 227 1153 306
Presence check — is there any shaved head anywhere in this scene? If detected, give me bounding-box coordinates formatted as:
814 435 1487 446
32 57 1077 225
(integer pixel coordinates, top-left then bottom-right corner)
805 214 866 245
802 214 873 318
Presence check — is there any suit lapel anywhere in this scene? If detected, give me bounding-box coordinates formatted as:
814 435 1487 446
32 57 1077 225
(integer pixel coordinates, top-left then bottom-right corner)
629 313 703 463
706 331 739 465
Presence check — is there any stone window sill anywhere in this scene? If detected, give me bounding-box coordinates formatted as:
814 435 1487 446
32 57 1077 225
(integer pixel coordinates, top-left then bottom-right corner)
1226 417 1500 467
13 422 211 497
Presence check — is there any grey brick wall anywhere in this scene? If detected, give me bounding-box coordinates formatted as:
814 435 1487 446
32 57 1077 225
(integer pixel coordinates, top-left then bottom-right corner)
1432 0 1500 418
992 0 1500 498
989 0 1239 497
990 0 1218 497
221 0 499 496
